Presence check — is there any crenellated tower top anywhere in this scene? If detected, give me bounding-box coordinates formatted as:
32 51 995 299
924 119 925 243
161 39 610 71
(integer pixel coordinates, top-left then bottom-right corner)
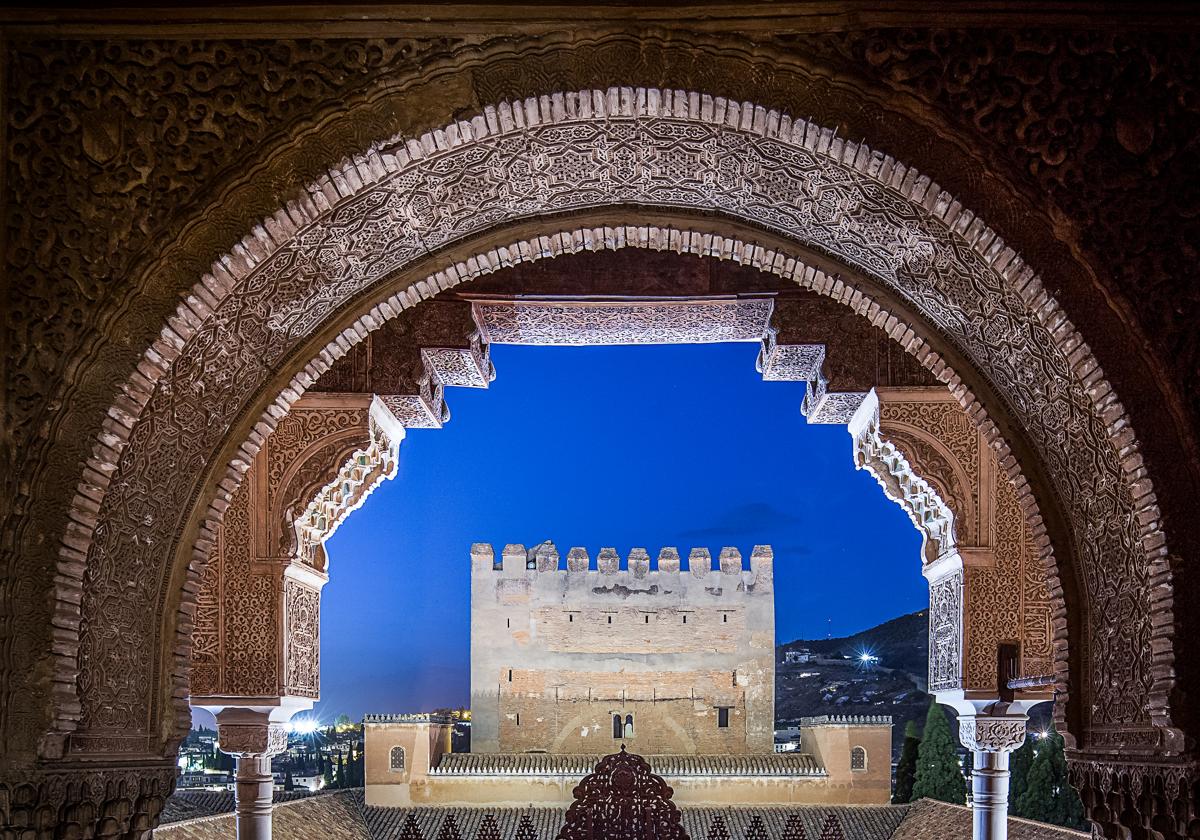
470 541 773 581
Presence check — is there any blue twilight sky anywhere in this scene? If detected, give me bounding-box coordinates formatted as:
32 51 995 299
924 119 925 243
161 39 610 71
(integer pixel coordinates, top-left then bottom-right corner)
194 342 926 728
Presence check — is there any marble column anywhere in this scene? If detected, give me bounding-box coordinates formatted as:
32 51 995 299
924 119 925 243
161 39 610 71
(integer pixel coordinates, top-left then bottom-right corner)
958 710 1030 840
212 708 292 840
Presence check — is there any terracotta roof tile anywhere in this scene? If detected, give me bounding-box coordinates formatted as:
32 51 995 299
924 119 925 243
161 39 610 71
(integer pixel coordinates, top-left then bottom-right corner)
891 799 1089 840
156 790 370 840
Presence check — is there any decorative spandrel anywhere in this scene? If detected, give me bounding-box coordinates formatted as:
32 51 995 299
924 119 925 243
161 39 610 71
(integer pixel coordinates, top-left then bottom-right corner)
556 746 689 840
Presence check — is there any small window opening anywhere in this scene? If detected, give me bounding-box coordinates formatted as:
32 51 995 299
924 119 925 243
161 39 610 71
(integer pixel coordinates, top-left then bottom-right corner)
607 615 612 624
507 669 512 682
723 613 728 623
645 615 650 624
612 714 622 739
506 618 510 628
569 613 574 623
851 746 867 771
624 714 634 738
718 707 730 728
516 713 520 726
683 615 688 624
389 746 406 772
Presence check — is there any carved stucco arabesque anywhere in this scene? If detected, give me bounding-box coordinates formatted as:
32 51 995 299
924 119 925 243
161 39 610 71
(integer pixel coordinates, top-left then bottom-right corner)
62 84 1164 761
190 395 403 702
0 25 1192 813
855 389 1056 696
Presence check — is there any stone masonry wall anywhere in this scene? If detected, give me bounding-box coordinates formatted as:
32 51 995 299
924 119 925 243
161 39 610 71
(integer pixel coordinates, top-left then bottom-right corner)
470 543 775 755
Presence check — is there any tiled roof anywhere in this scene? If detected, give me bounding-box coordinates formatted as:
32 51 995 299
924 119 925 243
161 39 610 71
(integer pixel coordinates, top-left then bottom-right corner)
154 790 370 840
361 803 564 840
892 799 1089 840
160 788 318 824
431 753 825 777
359 802 910 840
155 793 1091 840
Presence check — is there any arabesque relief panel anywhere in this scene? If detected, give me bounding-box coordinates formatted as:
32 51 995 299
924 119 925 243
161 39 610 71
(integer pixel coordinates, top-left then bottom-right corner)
875 388 1054 694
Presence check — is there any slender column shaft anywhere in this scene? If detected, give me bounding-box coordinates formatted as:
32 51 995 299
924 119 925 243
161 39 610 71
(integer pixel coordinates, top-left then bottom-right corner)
972 748 1011 840
234 754 274 840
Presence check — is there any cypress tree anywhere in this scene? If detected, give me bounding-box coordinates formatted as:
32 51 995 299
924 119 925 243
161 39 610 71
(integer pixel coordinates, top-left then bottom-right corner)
892 719 921 804
910 702 966 805
284 769 294 792
1008 733 1035 815
1014 730 1087 830
347 742 360 787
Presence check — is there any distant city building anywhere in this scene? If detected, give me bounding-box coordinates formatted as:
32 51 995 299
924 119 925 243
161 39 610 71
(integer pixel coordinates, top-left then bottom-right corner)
785 649 816 665
364 542 893 807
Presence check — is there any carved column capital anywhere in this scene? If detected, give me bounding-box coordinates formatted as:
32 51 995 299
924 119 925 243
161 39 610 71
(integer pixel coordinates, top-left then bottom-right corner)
217 722 289 758
959 715 1029 753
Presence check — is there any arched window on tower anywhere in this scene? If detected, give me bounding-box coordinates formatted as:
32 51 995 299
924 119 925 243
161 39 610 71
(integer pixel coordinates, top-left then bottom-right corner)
612 714 623 739
390 746 406 772
624 714 635 738
850 746 867 771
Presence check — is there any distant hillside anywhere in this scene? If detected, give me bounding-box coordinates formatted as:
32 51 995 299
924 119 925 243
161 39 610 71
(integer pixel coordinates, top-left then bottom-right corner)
777 609 1052 761
776 611 930 760
782 609 929 684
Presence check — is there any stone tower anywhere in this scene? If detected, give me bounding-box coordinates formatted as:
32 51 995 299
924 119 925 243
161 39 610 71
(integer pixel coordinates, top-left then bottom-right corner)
469 542 775 755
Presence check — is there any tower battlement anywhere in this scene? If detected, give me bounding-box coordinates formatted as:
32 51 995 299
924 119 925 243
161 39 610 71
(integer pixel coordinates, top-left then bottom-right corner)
470 541 773 581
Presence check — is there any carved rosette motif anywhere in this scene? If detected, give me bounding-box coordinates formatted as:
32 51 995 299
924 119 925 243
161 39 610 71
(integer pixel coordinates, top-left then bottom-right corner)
43 81 1166 767
959 717 1028 753
929 571 964 694
216 723 289 758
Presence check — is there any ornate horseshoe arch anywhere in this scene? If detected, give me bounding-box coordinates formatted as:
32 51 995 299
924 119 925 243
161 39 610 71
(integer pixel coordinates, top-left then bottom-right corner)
51 89 1175 785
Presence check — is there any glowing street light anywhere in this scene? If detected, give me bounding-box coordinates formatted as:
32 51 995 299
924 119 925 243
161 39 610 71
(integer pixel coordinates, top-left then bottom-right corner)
290 718 319 735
